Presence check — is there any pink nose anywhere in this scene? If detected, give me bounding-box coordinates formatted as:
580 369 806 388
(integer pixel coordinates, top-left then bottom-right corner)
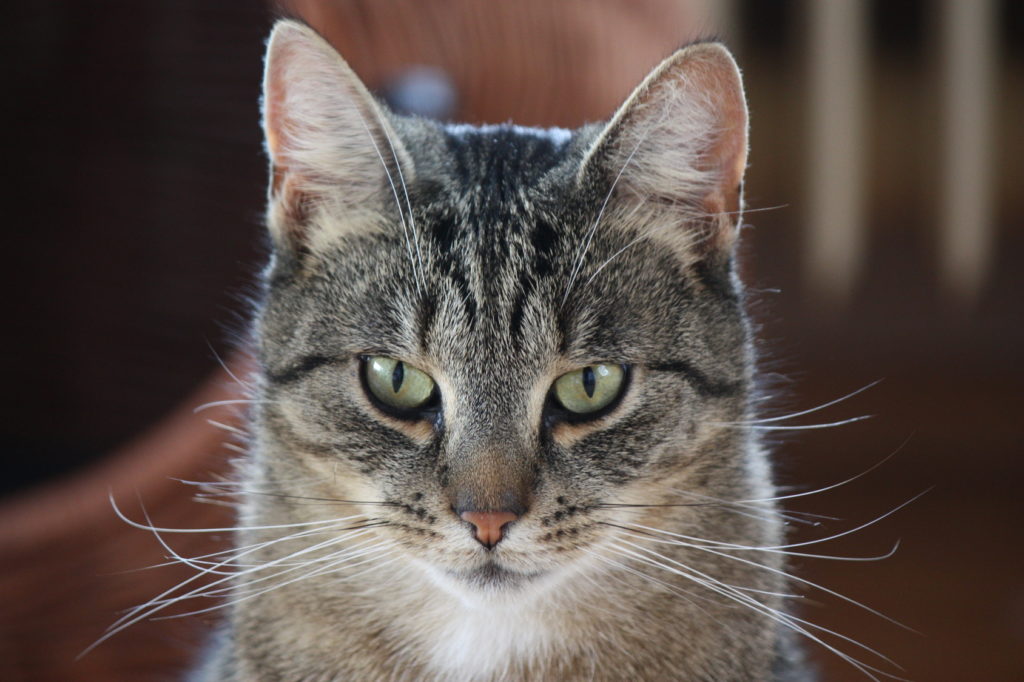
460 511 519 548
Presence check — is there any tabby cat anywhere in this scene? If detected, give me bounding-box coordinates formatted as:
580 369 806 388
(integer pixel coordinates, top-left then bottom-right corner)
196 19 811 681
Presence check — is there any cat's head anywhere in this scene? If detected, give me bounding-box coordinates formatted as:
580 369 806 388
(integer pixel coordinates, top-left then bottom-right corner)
252 20 754 595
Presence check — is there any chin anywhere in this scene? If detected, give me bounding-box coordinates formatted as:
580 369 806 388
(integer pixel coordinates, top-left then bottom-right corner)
450 560 546 591
414 556 555 605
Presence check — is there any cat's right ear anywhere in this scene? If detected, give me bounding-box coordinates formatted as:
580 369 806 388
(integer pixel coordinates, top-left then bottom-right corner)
262 20 414 257
578 42 748 262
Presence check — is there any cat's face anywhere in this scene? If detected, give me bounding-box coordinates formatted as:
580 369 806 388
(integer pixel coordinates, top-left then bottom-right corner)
253 21 752 596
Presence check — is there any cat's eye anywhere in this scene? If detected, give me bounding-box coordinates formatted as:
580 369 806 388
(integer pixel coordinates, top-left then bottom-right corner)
363 356 438 415
552 364 626 417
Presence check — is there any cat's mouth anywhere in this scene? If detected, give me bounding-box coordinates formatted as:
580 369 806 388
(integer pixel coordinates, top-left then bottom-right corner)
448 560 544 590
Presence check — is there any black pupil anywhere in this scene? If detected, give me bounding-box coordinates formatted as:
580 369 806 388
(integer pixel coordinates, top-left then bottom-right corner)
582 366 596 398
391 361 405 393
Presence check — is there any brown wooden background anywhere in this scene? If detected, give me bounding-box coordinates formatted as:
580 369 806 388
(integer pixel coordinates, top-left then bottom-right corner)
1 1 1022 680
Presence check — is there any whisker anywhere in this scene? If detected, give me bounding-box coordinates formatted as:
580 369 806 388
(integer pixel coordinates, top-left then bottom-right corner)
176 534 392 598
607 521 915 632
745 415 873 431
85 519 379 658
206 418 247 436
109 493 365 534
715 202 789 217
204 340 256 391
613 488 927 559
656 489 816 526
193 398 271 414
608 540 906 681
123 526 352 573
606 522 901 563
594 502 822 528
157 543 399 622
593 502 710 509
730 438 914 505
722 380 882 426
98 523 389 643
582 548 713 611
195 490 400 507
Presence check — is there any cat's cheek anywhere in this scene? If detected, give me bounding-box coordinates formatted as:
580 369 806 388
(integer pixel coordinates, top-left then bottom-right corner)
271 395 329 443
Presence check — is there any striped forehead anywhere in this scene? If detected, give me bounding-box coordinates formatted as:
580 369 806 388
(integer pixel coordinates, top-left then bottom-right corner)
439 124 573 204
416 125 576 361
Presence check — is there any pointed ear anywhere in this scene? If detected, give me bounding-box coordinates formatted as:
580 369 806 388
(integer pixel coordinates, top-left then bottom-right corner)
580 42 748 257
262 20 413 252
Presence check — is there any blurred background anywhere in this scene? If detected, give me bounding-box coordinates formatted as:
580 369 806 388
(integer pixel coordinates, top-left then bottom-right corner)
1 1 1021 680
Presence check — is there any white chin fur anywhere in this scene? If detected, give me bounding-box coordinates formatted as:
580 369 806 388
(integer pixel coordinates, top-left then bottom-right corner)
416 563 555 681
409 556 603 680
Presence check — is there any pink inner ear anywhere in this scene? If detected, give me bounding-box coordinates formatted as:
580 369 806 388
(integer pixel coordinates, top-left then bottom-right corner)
264 71 310 235
261 27 328 240
263 34 294 166
263 34 296 195
683 52 748 224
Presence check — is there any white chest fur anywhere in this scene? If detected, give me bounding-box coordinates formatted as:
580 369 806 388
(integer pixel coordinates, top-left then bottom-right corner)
412 566 563 681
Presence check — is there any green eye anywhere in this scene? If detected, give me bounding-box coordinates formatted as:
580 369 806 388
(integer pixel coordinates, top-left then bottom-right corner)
552 364 626 415
364 356 437 412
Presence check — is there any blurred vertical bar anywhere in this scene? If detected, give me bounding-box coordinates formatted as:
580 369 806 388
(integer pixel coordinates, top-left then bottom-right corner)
941 0 995 303
706 0 739 48
805 0 867 302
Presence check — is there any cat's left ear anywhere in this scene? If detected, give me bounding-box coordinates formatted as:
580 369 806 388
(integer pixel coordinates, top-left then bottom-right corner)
580 42 747 257
261 20 414 255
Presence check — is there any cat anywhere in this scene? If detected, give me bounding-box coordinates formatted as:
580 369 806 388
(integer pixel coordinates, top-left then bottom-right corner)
192 19 813 681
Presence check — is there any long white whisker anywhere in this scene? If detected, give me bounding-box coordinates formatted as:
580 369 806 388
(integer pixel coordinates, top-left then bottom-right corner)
621 490 926 554
109 493 365 534
609 541 905 680
193 398 271 414
148 524 380 576
583 548 713 610
101 496 373 628
168 535 392 602
727 441 915 505
89 526 384 657
106 518 371 624
204 340 256 391
206 418 247 436
650 487 834 526
612 523 912 632
610 522 900 566
723 380 882 425
745 415 873 431
162 543 399 621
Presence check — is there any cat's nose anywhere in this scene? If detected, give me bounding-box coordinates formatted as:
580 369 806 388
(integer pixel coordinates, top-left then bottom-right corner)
459 510 519 549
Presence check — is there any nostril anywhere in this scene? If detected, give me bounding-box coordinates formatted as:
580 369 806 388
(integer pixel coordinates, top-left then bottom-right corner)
459 510 519 549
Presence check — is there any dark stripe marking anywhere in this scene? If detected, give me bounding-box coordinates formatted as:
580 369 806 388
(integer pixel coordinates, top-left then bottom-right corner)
648 360 742 398
264 355 337 385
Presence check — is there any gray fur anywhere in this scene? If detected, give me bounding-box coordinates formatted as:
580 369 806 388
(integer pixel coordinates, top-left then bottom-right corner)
196 20 815 681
